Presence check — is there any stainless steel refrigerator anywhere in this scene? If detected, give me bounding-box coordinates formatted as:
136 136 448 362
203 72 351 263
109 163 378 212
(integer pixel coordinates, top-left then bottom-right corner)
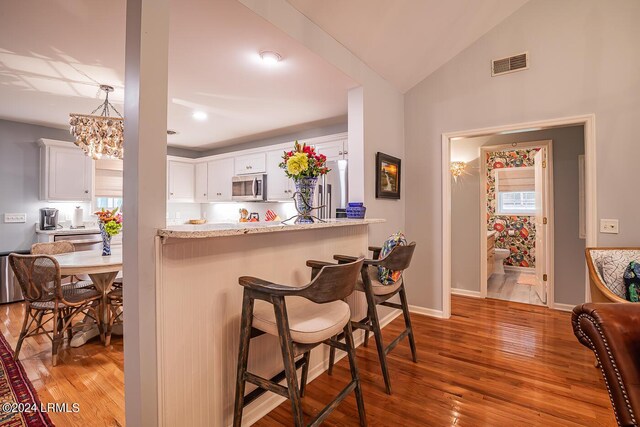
317 159 348 219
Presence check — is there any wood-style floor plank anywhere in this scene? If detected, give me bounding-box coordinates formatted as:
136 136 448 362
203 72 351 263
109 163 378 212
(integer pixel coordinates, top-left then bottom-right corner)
255 296 615 427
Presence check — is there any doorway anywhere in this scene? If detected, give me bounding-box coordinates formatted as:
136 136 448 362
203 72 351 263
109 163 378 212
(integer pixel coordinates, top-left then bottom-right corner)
442 115 597 318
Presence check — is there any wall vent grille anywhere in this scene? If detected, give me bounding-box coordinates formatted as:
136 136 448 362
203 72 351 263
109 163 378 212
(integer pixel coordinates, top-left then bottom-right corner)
492 52 529 76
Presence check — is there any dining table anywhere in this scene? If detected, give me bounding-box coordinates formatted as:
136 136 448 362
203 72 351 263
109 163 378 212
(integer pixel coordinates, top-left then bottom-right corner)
50 247 123 347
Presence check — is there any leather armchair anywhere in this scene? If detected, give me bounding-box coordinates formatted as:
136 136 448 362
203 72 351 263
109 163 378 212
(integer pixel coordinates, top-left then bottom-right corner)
572 303 640 427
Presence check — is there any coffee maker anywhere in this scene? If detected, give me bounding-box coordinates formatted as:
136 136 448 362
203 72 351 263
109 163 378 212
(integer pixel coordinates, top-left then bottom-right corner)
39 208 59 230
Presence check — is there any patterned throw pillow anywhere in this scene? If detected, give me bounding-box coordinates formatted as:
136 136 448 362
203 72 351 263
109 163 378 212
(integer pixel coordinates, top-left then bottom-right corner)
598 254 631 298
623 261 640 302
377 232 407 285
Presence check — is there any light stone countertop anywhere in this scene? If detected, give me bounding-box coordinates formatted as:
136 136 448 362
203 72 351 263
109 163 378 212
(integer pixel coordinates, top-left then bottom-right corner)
157 218 385 239
35 225 101 235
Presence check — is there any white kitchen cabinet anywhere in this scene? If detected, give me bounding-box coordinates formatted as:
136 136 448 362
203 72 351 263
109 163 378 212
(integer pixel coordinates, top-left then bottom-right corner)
314 139 348 161
194 162 208 203
39 139 92 201
207 158 234 201
168 160 195 201
234 153 266 175
266 150 293 201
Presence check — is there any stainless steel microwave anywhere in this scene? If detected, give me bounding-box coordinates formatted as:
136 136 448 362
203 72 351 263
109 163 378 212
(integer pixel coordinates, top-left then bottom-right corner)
232 174 267 201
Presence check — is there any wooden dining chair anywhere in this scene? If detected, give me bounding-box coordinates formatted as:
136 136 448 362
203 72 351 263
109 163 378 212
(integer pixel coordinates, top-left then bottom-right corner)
9 253 103 366
105 287 123 346
31 242 94 290
332 243 418 394
233 258 367 427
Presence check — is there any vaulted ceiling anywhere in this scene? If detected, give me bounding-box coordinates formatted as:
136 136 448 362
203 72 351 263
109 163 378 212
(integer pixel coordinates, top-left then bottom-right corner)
286 0 529 93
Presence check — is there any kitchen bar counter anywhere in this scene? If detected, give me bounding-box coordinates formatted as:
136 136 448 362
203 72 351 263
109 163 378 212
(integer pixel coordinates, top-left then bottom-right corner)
158 218 384 239
155 217 389 426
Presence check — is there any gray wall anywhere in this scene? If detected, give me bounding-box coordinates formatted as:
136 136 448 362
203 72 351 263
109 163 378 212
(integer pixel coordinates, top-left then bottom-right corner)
451 126 585 305
404 0 640 311
0 119 81 252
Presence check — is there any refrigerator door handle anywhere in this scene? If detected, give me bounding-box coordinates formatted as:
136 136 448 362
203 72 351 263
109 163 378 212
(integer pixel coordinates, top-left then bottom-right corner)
327 184 332 220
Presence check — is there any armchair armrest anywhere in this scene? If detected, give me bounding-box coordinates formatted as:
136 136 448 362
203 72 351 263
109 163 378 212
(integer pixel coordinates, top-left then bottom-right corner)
238 276 305 296
334 254 380 266
306 260 336 280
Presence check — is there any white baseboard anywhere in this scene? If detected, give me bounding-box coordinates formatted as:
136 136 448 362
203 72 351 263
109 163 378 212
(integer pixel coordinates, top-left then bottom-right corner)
451 288 482 298
552 302 576 312
408 304 445 318
239 310 402 426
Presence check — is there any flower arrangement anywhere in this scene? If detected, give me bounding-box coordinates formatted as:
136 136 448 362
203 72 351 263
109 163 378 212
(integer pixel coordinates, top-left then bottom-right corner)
279 141 330 180
95 207 123 236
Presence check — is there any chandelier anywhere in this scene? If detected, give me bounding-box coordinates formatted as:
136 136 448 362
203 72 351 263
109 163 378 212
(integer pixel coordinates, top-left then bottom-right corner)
69 85 124 159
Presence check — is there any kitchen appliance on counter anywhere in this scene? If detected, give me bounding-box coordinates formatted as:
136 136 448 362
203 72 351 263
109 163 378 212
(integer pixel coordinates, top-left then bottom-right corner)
317 159 348 219
39 207 60 230
232 173 267 201
0 250 29 304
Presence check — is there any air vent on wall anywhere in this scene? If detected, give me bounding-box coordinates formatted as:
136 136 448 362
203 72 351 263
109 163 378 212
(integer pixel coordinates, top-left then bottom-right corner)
491 52 529 76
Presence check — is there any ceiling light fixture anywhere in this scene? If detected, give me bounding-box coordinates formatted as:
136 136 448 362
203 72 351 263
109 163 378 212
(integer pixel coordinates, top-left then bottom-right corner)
259 50 282 65
192 111 208 121
69 84 123 160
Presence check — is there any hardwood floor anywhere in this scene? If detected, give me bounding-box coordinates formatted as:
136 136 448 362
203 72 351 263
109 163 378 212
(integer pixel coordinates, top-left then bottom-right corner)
0 296 614 426
256 296 615 427
488 271 545 306
0 301 124 427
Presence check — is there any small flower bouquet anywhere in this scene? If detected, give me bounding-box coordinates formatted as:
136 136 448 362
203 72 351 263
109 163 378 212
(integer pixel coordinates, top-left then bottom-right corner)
279 141 330 180
95 207 122 255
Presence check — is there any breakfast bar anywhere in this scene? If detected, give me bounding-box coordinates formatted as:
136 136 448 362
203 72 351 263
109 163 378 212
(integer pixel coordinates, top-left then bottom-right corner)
155 219 384 426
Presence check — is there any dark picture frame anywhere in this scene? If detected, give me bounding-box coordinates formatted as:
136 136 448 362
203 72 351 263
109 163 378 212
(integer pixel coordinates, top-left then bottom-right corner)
375 152 401 199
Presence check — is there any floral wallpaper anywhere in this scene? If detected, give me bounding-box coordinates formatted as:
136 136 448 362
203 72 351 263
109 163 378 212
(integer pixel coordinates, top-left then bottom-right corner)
486 148 540 268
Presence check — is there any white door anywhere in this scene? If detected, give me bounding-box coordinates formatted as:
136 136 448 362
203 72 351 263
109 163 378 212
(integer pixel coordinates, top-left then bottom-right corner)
48 146 92 201
207 158 234 201
168 160 195 201
534 148 548 304
194 162 208 202
266 150 292 201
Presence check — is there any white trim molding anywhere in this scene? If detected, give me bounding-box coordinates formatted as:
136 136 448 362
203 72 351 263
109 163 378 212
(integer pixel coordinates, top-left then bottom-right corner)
409 305 446 318
442 114 598 320
552 302 577 312
451 288 482 298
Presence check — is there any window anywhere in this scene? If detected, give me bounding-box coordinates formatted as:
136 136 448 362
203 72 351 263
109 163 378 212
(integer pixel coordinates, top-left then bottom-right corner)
495 167 536 215
498 191 536 214
95 197 123 211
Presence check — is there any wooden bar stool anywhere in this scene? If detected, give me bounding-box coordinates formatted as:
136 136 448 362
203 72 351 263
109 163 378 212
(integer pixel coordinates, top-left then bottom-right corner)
331 243 417 394
233 258 367 427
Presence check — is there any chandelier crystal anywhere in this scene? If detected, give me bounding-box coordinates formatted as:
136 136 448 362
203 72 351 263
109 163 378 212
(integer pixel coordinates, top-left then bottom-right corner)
69 85 124 160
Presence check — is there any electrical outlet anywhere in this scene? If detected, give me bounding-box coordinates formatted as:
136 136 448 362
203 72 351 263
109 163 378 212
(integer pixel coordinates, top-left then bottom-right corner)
4 213 27 223
600 219 619 234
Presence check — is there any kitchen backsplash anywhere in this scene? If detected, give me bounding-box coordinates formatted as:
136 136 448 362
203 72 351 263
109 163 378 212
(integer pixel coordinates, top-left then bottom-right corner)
202 202 297 223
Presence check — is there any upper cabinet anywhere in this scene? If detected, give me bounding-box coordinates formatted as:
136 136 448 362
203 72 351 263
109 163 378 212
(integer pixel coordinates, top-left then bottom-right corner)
207 158 234 201
313 139 348 162
168 160 195 202
194 162 208 203
234 153 266 175
266 150 292 201
39 139 92 201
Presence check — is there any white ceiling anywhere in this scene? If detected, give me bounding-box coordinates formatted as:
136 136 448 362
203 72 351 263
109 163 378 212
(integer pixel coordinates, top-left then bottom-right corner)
287 0 529 93
0 0 356 150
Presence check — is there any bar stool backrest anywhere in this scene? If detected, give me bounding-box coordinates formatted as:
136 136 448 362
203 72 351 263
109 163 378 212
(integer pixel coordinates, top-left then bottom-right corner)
301 258 364 304
9 254 61 303
378 242 416 271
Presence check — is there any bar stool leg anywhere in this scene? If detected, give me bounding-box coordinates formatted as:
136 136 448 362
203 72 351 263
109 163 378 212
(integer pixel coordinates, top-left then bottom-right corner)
273 297 305 427
299 351 311 397
366 291 392 394
344 321 367 426
399 284 418 363
233 293 254 427
328 337 336 375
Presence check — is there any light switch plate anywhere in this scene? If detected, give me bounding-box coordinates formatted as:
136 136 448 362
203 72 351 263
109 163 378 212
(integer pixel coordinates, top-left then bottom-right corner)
4 213 27 223
600 219 619 234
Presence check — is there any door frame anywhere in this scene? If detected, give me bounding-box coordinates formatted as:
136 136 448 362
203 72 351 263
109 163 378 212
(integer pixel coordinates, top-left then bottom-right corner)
479 140 554 306
441 114 597 318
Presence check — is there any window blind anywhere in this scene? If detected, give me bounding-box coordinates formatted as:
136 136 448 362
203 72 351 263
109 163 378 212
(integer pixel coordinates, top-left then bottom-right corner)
496 168 535 192
95 159 123 197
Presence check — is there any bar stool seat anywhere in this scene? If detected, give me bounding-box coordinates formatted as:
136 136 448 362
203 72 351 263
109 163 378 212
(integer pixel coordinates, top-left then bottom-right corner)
355 266 403 296
253 297 350 344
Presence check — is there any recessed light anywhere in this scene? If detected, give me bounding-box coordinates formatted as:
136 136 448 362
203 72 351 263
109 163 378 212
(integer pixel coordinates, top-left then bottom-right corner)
192 111 208 121
259 51 282 65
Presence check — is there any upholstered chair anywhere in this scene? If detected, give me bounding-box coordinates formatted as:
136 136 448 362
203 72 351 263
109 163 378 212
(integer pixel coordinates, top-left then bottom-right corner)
585 248 640 303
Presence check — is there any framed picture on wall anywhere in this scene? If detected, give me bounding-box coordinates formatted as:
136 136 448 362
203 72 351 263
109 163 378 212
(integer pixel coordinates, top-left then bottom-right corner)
375 152 401 199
